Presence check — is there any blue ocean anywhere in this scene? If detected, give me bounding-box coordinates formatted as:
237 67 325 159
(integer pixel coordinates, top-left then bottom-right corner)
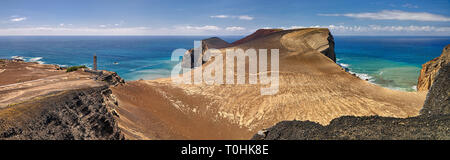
0 36 448 92
334 36 449 91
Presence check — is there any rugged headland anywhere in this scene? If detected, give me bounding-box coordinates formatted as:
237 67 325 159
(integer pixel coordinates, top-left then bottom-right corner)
0 60 124 139
252 46 450 140
417 45 450 91
111 28 428 139
0 28 447 140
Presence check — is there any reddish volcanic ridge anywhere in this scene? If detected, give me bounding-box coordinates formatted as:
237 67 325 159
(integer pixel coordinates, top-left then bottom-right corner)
231 29 283 46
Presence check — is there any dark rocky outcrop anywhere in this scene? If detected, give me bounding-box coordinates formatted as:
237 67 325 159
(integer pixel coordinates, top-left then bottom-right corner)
83 69 125 86
252 53 450 140
421 63 450 115
322 31 336 62
252 115 449 140
97 70 126 86
0 86 124 140
182 37 230 68
417 45 450 91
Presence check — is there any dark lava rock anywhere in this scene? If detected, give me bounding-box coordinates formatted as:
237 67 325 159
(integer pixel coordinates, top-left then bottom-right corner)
0 86 124 140
252 62 450 140
253 115 449 140
421 63 450 116
252 120 326 140
321 31 336 62
97 71 125 86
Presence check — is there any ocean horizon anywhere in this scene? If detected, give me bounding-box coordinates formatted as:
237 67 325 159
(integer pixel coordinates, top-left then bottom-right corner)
1 35 449 92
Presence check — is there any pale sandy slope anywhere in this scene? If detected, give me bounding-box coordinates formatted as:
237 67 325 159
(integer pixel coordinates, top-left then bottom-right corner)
0 61 103 108
112 28 426 139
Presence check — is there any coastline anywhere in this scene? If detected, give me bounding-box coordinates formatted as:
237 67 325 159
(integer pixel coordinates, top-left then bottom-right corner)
337 58 421 92
2 28 446 140
3 35 443 92
108 28 428 139
6 54 420 92
5 55 421 93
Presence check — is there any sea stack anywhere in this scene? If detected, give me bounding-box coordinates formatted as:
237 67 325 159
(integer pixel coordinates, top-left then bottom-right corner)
181 37 231 68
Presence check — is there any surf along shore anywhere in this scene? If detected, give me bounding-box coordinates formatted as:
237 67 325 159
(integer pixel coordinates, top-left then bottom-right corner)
2 28 446 140
111 28 428 139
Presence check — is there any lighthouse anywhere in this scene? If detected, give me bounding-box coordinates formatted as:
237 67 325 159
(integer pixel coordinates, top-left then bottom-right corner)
93 53 97 71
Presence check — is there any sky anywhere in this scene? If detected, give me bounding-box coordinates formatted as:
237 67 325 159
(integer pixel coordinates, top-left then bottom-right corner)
0 0 449 36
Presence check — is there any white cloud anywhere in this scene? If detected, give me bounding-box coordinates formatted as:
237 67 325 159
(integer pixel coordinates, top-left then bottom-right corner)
402 3 419 8
0 27 152 35
210 15 229 18
318 10 450 22
182 25 220 31
288 26 307 29
366 25 450 32
10 17 27 22
59 23 65 27
0 24 249 35
210 15 254 20
225 26 245 31
1 25 449 36
238 15 254 20
285 24 450 35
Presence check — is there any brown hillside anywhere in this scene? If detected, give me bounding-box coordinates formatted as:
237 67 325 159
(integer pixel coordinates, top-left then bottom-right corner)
231 29 283 46
112 28 426 139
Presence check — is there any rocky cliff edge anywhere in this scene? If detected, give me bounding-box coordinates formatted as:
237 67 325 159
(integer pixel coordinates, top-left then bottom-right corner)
417 44 450 91
252 46 450 140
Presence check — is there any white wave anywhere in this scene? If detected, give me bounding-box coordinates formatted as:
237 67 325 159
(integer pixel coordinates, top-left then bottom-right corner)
57 64 68 67
379 71 384 75
28 57 42 62
28 57 44 64
349 71 374 82
339 63 350 68
11 56 45 64
79 63 92 69
11 56 24 60
411 85 417 91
